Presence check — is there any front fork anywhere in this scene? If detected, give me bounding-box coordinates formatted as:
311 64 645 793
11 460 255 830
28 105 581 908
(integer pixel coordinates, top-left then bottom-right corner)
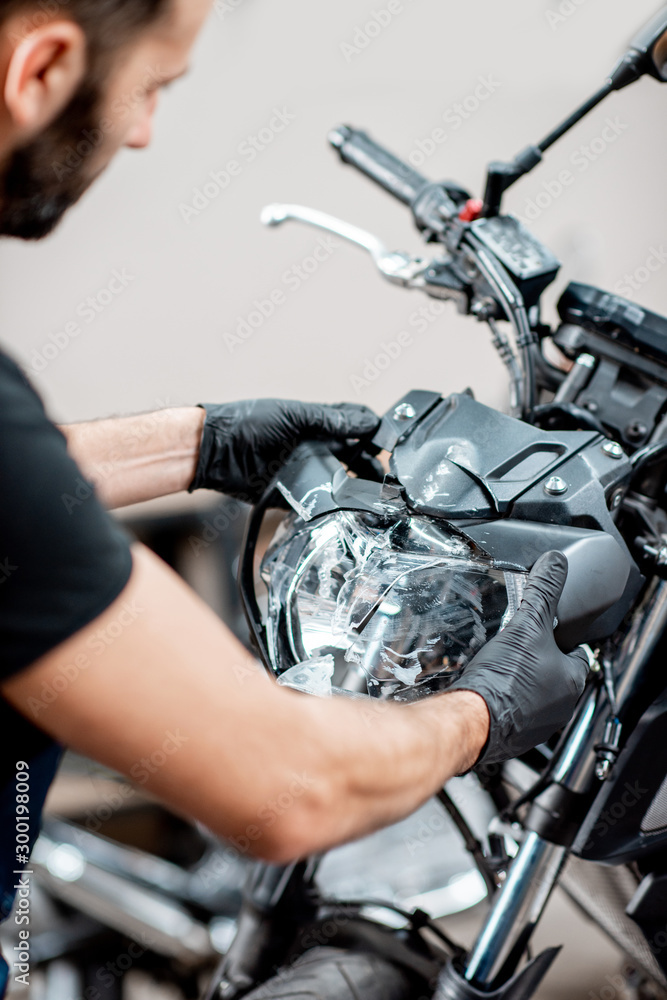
437 579 667 999
205 580 667 1000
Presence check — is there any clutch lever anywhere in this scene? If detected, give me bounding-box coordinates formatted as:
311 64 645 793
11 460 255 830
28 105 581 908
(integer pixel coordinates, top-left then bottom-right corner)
261 203 468 307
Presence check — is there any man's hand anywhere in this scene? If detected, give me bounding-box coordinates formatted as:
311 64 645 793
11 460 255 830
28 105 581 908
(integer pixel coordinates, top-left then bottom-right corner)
448 551 590 765
189 399 380 502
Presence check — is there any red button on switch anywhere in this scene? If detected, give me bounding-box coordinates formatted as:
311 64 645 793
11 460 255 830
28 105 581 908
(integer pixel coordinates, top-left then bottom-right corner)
459 198 484 222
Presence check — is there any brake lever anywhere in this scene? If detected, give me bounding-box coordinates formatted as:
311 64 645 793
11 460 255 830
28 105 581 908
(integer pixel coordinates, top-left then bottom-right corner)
261 203 467 306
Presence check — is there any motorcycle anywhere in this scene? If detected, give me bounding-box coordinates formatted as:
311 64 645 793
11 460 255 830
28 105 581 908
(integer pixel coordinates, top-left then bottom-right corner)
200 6 667 1000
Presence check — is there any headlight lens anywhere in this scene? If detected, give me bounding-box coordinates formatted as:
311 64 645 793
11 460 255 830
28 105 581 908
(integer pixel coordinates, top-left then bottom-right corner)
261 510 525 701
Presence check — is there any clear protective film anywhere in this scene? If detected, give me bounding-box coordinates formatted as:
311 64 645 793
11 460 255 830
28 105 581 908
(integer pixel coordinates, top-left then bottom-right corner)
262 510 526 702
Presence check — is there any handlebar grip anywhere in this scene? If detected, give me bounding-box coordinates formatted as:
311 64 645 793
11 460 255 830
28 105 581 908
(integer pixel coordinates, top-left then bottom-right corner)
329 125 428 206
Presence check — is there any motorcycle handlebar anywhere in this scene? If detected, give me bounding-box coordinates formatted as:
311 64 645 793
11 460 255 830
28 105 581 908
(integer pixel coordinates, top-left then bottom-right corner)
328 125 428 206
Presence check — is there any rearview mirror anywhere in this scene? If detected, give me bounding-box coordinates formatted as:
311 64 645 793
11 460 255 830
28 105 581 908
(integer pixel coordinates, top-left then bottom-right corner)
610 6 667 88
651 25 667 80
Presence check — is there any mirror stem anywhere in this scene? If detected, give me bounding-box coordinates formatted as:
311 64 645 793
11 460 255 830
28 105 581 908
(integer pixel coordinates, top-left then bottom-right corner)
536 81 613 155
482 80 616 218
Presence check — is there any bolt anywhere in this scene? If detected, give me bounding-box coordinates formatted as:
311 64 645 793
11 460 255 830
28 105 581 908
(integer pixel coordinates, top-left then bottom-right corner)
602 441 624 460
472 298 494 320
609 489 624 510
582 399 599 414
626 421 648 442
544 476 568 496
394 403 417 422
596 759 612 782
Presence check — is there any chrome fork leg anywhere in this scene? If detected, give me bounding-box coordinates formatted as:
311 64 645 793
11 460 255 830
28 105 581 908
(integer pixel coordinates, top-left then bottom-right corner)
458 581 667 992
463 831 567 986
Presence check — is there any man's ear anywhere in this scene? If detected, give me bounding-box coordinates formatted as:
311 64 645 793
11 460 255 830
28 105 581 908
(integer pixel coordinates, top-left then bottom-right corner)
4 19 87 138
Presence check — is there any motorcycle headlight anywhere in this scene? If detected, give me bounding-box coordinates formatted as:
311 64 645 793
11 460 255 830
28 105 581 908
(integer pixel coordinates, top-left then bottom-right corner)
261 510 526 701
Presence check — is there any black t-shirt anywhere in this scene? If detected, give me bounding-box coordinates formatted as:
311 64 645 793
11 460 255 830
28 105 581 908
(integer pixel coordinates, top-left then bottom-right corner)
0 348 133 918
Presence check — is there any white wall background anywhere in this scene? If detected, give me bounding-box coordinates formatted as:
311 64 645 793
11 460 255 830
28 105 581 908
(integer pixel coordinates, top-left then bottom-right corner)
1 0 666 443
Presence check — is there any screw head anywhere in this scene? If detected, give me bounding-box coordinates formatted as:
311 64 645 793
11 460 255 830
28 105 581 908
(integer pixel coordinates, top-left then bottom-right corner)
610 489 624 510
394 403 417 422
596 759 612 782
602 441 624 460
545 476 568 496
626 421 648 442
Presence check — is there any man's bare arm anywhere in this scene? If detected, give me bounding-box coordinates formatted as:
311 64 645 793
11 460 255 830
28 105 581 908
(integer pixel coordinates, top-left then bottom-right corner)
61 401 380 511
61 408 206 509
1 544 489 862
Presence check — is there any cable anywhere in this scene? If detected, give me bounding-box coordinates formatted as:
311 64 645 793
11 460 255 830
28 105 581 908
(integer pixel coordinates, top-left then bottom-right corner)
488 318 523 415
316 898 465 959
630 440 667 473
437 790 498 898
531 402 608 436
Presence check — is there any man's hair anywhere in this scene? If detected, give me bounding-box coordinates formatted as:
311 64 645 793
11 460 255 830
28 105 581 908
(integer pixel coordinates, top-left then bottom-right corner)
1 0 171 61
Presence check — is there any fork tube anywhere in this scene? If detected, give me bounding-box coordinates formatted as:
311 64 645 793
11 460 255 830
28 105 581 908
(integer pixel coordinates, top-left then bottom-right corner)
462 690 599 988
464 832 566 985
462 580 667 990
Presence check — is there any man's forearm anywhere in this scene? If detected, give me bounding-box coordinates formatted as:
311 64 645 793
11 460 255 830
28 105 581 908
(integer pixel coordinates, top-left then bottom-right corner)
283 687 489 858
61 407 206 508
1 545 489 862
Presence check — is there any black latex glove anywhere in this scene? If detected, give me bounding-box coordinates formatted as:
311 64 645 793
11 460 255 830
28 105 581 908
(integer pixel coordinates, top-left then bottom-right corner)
448 551 590 766
189 399 380 503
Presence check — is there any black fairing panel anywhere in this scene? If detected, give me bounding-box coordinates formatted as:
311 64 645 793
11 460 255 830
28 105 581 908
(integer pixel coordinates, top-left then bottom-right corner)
456 520 637 648
390 393 598 518
573 684 667 864
269 394 642 649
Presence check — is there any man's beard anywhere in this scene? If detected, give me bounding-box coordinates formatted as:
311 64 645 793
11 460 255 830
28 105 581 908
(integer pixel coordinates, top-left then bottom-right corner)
0 79 105 241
